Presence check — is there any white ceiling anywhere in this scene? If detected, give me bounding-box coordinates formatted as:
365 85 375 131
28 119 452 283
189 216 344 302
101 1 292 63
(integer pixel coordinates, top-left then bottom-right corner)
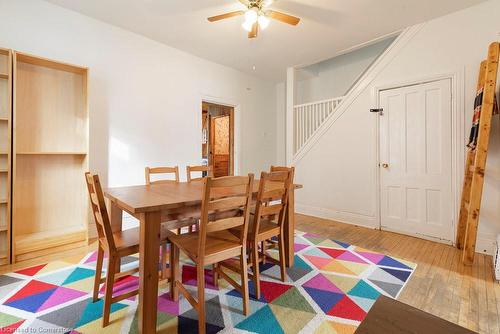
45 0 486 82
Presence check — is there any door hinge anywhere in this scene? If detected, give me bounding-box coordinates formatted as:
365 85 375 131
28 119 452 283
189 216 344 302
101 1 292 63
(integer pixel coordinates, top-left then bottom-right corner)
370 108 384 115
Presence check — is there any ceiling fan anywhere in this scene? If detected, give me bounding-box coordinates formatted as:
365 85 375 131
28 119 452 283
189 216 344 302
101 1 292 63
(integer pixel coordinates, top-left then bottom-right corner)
207 0 301 38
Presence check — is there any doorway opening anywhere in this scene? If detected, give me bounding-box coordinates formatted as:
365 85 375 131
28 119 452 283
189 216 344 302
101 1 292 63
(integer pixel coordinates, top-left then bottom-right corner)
202 102 234 177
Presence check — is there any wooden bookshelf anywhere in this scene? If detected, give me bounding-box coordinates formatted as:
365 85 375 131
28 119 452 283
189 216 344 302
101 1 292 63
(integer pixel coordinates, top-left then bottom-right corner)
0 48 11 266
12 52 89 263
16 152 88 155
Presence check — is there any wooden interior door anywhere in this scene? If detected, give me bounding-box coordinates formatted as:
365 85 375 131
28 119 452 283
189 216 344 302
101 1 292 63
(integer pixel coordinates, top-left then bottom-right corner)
379 79 453 242
211 115 230 177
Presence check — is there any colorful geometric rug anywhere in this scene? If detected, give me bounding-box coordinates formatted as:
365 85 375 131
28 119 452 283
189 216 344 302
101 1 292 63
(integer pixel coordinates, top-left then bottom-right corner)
0 231 416 333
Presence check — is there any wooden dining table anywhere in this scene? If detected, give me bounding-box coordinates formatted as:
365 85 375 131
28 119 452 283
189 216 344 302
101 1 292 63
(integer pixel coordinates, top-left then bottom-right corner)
105 179 302 333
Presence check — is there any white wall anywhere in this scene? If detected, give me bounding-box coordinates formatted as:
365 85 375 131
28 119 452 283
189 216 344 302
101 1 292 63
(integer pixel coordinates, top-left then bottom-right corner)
293 0 500 254
296 37 396 105
0 0 278 190
276 82 286 165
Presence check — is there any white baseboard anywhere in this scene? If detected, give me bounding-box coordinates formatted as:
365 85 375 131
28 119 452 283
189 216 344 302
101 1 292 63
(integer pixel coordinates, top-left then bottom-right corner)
296 203 378 230
381 226 453 246
297 203 496 256
476 233 496 255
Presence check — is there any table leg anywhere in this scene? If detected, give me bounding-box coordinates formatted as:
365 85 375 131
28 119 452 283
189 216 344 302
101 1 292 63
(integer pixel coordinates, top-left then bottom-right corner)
109 201 123 273
284 188 295 267
138 211 161 334
109 201 123 233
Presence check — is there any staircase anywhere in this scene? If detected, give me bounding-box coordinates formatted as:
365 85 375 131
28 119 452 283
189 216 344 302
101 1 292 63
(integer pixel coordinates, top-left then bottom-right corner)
287 24 424 165
293 96 344 154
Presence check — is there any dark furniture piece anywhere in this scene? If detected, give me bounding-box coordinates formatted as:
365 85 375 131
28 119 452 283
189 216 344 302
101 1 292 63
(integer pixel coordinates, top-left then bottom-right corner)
355 295 477 334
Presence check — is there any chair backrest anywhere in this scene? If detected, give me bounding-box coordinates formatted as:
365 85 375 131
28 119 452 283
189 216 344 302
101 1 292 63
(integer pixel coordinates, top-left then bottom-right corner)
270 165 295 177
186 165 213 182
85 172 116 251
251 170 293 237
198 174 254 258
270 165 295 195
145 166 179 185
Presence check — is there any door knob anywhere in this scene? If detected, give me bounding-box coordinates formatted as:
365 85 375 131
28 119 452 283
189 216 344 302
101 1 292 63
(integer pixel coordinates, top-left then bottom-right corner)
381 163 389 168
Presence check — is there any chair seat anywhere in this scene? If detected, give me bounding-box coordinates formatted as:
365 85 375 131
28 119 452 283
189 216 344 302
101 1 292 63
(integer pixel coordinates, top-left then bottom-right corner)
168 230 242 265
232 219 280 241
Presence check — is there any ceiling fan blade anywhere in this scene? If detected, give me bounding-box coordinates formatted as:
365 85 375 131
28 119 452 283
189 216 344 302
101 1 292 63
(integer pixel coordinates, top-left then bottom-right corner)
207 11 244 22
248 22 258 38
267 10 301 26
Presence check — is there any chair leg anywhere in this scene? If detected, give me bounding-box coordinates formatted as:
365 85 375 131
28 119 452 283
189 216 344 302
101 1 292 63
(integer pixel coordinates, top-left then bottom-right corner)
252 242 260 299
278 233 286 282
240 247 250 315
93 246 104 302
261 241 267 264
213 263 219 287
170 244 179 301
114 254 121 274
161 242 168 280
197 263 206 334
102 255 117 327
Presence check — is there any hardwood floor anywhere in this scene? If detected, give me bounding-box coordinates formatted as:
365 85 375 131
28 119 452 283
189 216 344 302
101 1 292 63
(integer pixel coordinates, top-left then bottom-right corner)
296 214 500 334
0 243 92 276
1 213 498 333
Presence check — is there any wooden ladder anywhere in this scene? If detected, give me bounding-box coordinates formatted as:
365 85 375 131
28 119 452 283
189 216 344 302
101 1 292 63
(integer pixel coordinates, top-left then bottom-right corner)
456 42 499 265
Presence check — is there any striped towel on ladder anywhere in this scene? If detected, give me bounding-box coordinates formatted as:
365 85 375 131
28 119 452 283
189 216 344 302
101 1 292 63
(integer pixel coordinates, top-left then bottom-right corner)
467 88 498 150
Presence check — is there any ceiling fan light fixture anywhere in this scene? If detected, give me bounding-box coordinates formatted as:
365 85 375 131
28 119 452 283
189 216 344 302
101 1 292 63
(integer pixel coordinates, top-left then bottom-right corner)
242 20 254 32
258 15 270 30
244 8 258 24
208 0 301 39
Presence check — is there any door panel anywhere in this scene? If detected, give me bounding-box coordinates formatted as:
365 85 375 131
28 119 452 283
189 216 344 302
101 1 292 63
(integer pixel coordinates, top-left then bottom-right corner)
379 79 452 241
213 115 230 177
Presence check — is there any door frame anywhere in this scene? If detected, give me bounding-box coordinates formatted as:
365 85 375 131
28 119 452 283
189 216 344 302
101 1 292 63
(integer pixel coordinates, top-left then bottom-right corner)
372 72 465 245
201 96 240 176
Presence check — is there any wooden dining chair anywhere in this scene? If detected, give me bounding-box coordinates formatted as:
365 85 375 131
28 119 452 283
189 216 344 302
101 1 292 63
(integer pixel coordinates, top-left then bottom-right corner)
169 174 254 334
185 165 213 233
145 166 179 185
145 165 193 277
186 165 213 182
85 172 170 327
227 170 293 299
260 166 296 260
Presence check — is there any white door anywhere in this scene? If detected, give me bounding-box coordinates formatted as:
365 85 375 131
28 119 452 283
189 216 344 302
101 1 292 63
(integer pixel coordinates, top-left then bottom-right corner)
379 79 453 242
